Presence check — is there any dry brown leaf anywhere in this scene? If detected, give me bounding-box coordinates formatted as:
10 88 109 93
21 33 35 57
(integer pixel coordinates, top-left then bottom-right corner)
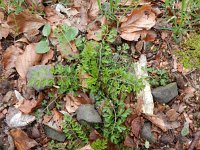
89 130 100 141
14 90 37 114
24 28 41 43
42 109 63 131
45 6 65 26
41 49 54 64
10 128 38 150
131 117 141 137
15 43 42 79
2 45 22 71
124 136 135 148
7 10 45 33
135 40 144 51
120 30 147 41
64 93 92 113
145 113 181 132
120 5 156 41
16 99 37 114
88 0 100 20
144 30 157 41
0 26 10 40
166 109 179 122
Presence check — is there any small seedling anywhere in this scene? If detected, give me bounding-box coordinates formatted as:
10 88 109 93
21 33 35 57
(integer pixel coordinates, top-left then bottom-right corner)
62 114 88 149
48 140 66 150
147 67 169 87
36 23 51 54
91 139 107 150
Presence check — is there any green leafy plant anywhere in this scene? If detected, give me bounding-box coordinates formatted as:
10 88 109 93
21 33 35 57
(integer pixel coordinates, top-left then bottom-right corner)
163 0 200 38
62 114 89 149
147 67 169 87
102 100 131 144
48 140 66 150
36 23 51 54
91 139 107 150
0 0 25 14
52 64 79 94
54 24 79 60
176 34 200 69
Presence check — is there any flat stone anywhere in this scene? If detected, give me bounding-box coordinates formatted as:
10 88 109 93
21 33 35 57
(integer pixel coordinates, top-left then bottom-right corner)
141 122 155 143
27 65 54 91
44 125 66 142
76 104 102 123
152 82 178 104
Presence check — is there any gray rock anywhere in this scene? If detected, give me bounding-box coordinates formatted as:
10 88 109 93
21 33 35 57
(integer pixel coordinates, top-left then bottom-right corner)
44 125 66 142
152 82 178 104
27 65 54 91
141 122 155 143
76 104 102 123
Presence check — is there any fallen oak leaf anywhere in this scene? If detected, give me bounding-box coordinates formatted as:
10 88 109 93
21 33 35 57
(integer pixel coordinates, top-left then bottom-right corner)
10 128 38 150
15 43 42 79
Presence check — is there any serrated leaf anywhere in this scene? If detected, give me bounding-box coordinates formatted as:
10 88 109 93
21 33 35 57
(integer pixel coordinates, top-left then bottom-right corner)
35 40 49 54
42 23 51 37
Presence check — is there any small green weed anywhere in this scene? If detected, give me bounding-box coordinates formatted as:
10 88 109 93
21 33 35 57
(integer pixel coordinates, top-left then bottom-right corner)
54 24 79 60
52 64 79 94
102 100 131 144
62 114 89 149
147 67 169 87
35 23 51 54
91 139 107 150
176 34 200 69
48 140 66 150
0 0 25 14
163 0 200 38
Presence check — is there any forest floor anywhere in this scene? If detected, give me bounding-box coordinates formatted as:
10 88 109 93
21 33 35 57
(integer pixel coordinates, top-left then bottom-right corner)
0 0 200 150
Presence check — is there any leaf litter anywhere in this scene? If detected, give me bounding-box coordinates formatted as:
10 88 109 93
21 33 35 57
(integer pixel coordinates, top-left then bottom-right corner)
0 0 199 149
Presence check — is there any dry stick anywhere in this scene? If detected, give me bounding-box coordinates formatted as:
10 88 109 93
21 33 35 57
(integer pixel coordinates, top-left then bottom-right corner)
188 130 200 150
